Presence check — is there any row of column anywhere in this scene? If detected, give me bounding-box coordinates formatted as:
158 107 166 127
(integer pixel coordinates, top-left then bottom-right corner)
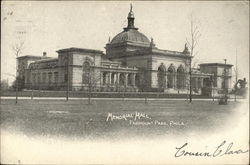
29 72 59 85
101 72 137 87
191 77 204 89
158 73 186 89
159 74 204 89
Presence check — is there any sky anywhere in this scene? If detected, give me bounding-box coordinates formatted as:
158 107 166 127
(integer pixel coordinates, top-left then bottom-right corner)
1 1 249 84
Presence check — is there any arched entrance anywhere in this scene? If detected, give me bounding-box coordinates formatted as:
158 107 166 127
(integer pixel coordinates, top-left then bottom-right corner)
167 65 175 88
82 61 91 84
177 65 185 89
157 64 166 89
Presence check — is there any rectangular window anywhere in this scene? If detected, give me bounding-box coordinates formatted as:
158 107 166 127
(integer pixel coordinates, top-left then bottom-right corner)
48 72 52 84
42 73 46 84
54 72 58 83
37 73 41 84
32 73 36 84
27 73 30 84
64 71 68 83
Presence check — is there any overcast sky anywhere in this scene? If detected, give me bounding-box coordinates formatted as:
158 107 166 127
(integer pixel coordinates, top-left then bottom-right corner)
1 1 249 83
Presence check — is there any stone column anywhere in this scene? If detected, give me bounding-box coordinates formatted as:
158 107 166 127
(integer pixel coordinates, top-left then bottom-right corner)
165 73 168 88
125 73 128 87
108 72 112 85
100 72 103 85
200 78 204 88
105 73 109 85
132 73 136 87
113 73 117 85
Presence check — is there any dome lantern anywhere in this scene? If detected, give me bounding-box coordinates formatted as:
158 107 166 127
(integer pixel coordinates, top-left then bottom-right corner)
124 4 138 31
108 4 150 45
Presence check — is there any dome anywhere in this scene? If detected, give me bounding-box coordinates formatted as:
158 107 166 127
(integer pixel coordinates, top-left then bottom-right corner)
109 4 150 45
111 29 150 45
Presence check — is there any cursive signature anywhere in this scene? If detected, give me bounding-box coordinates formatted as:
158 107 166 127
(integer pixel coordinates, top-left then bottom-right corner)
175 140 249 158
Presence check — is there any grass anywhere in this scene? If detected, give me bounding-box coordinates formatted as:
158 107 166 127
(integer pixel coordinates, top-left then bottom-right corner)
0 99 240 140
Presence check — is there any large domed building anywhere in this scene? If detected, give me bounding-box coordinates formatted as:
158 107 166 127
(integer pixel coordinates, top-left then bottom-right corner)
17 5 232 95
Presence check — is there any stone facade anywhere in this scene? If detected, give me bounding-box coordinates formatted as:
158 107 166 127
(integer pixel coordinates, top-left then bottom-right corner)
17 5 232 95
200 63 233 96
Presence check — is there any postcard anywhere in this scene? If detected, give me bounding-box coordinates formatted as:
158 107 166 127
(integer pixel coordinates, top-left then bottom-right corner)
1 1 249 164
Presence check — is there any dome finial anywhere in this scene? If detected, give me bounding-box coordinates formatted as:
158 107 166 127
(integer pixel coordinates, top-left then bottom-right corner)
125 3 137 31
128 3 134 18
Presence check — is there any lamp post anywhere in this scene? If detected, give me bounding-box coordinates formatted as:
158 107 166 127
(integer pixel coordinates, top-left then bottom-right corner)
211 78 214 101
189 58 192 103
234 50 237 102
15 56 18 104
66 53 69 101
224 59 228 103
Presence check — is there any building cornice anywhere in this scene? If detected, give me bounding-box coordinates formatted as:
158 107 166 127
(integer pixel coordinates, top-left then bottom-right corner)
56 47 104 55
17 55 51 59
199 63 233 67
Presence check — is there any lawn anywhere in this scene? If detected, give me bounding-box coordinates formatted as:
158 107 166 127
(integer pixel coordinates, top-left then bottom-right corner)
0 99 241 140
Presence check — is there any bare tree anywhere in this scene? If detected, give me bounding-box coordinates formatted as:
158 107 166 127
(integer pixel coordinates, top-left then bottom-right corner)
12 41 25 57
12 41 25 104
140 69 151 104
83 65 100 105
186 14 201 103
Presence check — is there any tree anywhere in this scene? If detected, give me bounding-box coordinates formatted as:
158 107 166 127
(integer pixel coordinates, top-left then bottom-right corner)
11 76 24 91
186 14 201 103
1 79 9 91
82 62 100 105
12 41 25 104
140 69 150 104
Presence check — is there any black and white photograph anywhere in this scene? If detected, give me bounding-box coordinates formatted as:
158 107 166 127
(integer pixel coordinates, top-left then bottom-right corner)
1 1 249 164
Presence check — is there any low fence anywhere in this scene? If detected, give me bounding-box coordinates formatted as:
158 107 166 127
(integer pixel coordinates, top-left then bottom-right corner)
1 90 214 99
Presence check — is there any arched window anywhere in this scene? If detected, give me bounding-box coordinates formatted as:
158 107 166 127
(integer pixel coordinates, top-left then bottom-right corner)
157 64 166 89
167 65 175 88
82 61 91 84
177 65 185 89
